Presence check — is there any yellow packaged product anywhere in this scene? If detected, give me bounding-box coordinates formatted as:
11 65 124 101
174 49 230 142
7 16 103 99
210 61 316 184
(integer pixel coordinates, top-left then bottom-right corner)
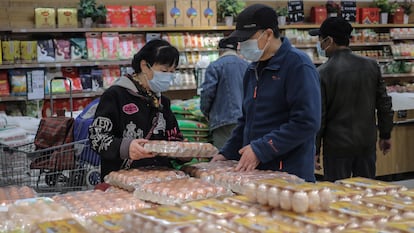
329 201 391 228
386 220 414 232
275 209 349 232
335 177 407 195
2 40 20 64
318 181 366 201
230 215 304 233
20 41 37 63
359 195 414 219
31 218 89 233
57 8 78 28
35 8 56 28
87 213 126 233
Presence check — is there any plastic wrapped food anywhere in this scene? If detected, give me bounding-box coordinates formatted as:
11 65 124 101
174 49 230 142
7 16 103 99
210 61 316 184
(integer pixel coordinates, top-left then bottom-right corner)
222 195 273 217
133 178 233 205
86 213 126 233
243 179 334 213
0 186 37 205
143 140 219 157
30 218 89 233
181 160 238 181
53 189 151 221
358 195 414 220
335 177 407 196
225 215 305 233
328 201 391 229
318 181 366 202
213 170 303 194
103 167 188 191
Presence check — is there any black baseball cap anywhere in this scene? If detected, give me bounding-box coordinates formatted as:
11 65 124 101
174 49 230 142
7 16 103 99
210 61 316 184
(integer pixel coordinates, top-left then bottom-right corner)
309 17 353 39
227 4 278 42
218 37 238 50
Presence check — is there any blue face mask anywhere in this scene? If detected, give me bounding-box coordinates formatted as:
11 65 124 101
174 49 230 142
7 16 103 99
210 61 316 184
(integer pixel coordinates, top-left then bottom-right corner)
239 32 268 62
148 69 175 93
316 37 330 58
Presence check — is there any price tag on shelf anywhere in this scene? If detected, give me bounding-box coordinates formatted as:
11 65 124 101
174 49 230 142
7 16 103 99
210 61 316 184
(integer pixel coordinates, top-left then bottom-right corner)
288 0 304 23
27 70 45 100
341 0 357 22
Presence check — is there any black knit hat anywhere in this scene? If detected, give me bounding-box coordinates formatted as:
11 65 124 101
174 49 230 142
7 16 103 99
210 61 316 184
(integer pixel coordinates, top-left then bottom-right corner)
227 4 279 42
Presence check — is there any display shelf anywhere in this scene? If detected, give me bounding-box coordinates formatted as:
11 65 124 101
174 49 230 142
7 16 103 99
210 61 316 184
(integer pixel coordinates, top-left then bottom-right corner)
0 96 27 102
383 73 414 78
392 36 414 40
294 41 394 49
393 56 414 60
0 60 132 70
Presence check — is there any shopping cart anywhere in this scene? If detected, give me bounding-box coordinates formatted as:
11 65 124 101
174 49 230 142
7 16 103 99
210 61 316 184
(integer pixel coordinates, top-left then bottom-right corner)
2 139 100 193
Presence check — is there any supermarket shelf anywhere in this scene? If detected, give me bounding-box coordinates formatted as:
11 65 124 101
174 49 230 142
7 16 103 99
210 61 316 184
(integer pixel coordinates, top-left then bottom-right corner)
294 41 393 49
393 56 414 60
0 96 28 102
0 60 132 69
383 73 414 78
392 36 414 40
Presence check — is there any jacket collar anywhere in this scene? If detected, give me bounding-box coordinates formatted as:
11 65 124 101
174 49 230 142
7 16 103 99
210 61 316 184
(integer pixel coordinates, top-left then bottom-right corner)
220 49 238 57
112 76 139 92
247 37 292 71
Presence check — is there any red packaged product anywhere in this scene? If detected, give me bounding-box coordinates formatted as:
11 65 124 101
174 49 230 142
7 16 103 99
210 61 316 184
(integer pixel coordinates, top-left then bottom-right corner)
102 32 120 60
106 5 131 27
54 39 71 62
132 34 146 54
131 5 156 27
0 71 10 96
118 34 134 59
61 67 83 92
86 32 104 60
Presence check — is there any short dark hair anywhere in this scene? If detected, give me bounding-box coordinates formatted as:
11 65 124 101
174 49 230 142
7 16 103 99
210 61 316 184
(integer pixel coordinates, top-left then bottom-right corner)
132 39 179 73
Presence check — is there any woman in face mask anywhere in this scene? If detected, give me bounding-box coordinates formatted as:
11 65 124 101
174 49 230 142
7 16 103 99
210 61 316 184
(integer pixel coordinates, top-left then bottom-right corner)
89 39 184 181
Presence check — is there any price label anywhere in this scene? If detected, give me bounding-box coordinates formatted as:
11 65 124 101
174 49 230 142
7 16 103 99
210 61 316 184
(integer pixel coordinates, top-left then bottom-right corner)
288 0 304 23
341 0 357 22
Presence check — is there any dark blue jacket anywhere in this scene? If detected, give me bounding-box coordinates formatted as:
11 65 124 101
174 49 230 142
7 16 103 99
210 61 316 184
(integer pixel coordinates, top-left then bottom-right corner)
200 50 249 130
220 37 321 182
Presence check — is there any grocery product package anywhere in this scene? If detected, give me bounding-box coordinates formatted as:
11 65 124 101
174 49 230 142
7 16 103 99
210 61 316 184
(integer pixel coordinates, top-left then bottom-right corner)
37 40 55 62
70 38 88 60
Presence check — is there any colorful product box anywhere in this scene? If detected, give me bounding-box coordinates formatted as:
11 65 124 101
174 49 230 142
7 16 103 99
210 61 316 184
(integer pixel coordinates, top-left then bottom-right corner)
86 32 104 60
165 0 184 26
118 34 134 59
391 8 404 24
20 41 38 63
0 71 10 96
359 8 380 24
200 0 217 26
2 41 21 64
54 39 71 62
131 5 156 27
57 8 78 28
35 8 56 28
182 0 201 27
37 40 55 63
106 5 131 27
311 6 327 24
102 32 120 60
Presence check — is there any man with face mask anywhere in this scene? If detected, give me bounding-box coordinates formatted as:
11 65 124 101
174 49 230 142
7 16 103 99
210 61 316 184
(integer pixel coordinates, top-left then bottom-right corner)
309 17 394 182
212 4 321 182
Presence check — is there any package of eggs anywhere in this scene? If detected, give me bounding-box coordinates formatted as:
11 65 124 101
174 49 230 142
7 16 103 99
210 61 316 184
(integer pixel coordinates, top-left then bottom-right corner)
103 167 188 191
143 140 219 157
212 170 303 194
86 213 126 233
357 195 414 221
133 177 233 205
0 186 37 205
317 181 367 202
328 201 391 229
335 177 407 196
53 189 151 221
226 215 305 233
181 160 238 181
221 195 274 216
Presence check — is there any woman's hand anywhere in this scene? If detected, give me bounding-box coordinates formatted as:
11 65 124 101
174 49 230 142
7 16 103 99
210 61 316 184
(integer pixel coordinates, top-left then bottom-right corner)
211 154 227 162
129 139 155 160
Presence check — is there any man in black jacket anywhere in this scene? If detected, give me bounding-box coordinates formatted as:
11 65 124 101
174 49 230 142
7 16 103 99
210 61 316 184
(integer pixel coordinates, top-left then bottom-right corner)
309 17 394 182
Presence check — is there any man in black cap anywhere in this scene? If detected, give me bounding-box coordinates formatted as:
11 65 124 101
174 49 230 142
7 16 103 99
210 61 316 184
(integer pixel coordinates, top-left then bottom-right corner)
309 17 394 182
211 4 321 182
200 37 249 149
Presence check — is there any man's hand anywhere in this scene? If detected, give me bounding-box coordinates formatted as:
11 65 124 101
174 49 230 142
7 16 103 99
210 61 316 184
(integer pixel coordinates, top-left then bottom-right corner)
379 139 391 155
211 154 227 162
315 154 322 170
235 144 260 172
129 139 155 160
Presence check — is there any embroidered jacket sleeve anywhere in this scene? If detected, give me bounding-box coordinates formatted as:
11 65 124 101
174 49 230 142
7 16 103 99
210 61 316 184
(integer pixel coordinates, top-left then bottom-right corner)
160 97 183 141
89 89 124 161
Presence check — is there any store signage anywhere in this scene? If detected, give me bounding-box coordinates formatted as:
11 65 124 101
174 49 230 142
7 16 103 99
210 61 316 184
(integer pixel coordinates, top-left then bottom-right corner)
341 0 357 22
288 0 304 23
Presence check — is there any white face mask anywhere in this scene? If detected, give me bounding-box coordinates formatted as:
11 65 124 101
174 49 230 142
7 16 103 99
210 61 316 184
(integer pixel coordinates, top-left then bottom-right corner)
239 32 268 62
147 67 175 93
